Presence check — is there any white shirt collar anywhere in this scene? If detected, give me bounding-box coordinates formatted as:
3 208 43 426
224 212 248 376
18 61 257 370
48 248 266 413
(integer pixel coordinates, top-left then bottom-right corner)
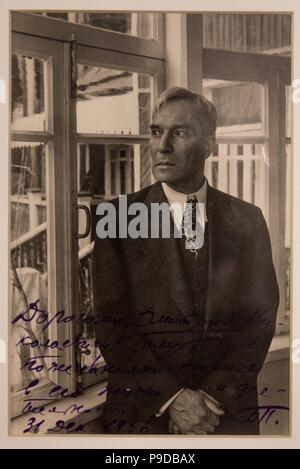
162 179 207 205
161 179 208 231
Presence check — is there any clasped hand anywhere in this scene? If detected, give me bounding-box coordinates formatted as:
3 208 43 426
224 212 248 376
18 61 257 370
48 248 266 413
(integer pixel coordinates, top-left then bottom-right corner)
168 388 224 435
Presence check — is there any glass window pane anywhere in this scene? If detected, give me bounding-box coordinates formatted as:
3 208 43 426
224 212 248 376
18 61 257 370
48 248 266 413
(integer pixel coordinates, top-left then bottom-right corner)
10 142 48 393
204 78 268 217
203 79 265 136
12 54 45 131
77 142 149 388
77 143 138 198
206 142 268 211
203 13 291 56
36 12 156 39
76 65 152 135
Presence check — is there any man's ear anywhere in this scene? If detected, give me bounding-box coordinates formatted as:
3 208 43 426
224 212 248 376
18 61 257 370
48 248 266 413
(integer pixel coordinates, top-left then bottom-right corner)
204 135 216 159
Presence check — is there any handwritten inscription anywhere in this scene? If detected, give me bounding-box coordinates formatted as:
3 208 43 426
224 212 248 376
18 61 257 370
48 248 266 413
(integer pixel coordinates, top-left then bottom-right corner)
16 334 91 352
240 405 289 426
12 299 272 332
19 352 105 377
12 299 101 331
12 299 287 434
18 378 102 434
23 417 85 434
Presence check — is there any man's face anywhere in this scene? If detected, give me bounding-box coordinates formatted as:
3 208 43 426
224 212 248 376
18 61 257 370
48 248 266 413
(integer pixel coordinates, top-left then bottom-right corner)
149 99 212 193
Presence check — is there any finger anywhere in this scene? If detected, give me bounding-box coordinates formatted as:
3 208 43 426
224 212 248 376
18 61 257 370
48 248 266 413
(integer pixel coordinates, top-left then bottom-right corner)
189 426 208 435
205 410 221 427
168 419 181 435
198 421 215 433
173 424 180 435
204 397 225 416
200 390 221 407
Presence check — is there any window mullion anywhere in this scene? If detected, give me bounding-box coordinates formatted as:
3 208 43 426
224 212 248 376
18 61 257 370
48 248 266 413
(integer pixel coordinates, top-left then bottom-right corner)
47 40 78 393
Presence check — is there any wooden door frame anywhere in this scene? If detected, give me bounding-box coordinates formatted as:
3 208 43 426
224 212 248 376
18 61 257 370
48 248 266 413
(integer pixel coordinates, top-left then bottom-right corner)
202 47 291 333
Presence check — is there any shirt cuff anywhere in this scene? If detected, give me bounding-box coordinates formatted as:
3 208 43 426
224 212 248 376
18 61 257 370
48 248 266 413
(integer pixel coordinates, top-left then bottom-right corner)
155 388 184 417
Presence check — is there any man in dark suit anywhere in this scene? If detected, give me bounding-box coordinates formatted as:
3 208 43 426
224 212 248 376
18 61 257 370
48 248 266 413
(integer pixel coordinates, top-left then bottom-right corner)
93 87 279 435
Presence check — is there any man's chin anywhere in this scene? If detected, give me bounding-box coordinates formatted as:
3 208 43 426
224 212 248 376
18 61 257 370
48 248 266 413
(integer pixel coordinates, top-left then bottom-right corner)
153 169 177 183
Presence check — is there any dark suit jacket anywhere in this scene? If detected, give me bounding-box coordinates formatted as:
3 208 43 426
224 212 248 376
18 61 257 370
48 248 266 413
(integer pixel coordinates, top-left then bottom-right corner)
93 182 279 435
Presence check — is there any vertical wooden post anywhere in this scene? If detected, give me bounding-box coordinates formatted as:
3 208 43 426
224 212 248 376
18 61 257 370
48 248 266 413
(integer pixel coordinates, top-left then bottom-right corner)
268 69 287 334
165 13 203 92
187 14 203 94
165 13 187 89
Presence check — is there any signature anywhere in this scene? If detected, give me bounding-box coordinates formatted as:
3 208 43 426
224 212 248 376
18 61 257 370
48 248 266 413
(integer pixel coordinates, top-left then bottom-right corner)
240 405 289 425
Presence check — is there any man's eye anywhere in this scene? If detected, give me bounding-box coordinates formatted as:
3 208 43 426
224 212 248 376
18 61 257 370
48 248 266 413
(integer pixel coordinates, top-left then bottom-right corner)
173 129 188 137
151 128 162 137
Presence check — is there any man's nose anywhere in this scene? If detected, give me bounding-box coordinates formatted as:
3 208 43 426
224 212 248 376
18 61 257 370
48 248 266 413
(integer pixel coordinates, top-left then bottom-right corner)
158 131 172 153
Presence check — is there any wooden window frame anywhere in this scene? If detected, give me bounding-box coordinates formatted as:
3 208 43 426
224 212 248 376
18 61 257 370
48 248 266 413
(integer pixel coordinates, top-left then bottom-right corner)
74 32 164 389
75 43 164 206
10 11 165 418
11 32 78 418
12 11 165 60
203 47 291 335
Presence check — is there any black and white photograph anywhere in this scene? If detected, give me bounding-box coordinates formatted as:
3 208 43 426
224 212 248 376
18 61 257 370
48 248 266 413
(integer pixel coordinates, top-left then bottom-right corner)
4 2 294 441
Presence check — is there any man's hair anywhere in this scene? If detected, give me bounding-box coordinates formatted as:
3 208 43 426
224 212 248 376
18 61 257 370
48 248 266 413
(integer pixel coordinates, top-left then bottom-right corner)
152 86 217 136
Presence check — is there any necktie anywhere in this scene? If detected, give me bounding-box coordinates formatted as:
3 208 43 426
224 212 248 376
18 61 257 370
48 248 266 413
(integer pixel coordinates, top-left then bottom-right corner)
182 194 204 255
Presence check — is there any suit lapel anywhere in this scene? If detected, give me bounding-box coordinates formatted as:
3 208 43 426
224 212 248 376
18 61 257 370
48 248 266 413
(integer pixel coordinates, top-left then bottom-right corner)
137 182 193 317
205 185 240 326
136 182 240 324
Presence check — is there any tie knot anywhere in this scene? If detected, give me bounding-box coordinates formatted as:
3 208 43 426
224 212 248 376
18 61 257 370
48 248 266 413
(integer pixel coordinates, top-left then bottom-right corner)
187 194 197 204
